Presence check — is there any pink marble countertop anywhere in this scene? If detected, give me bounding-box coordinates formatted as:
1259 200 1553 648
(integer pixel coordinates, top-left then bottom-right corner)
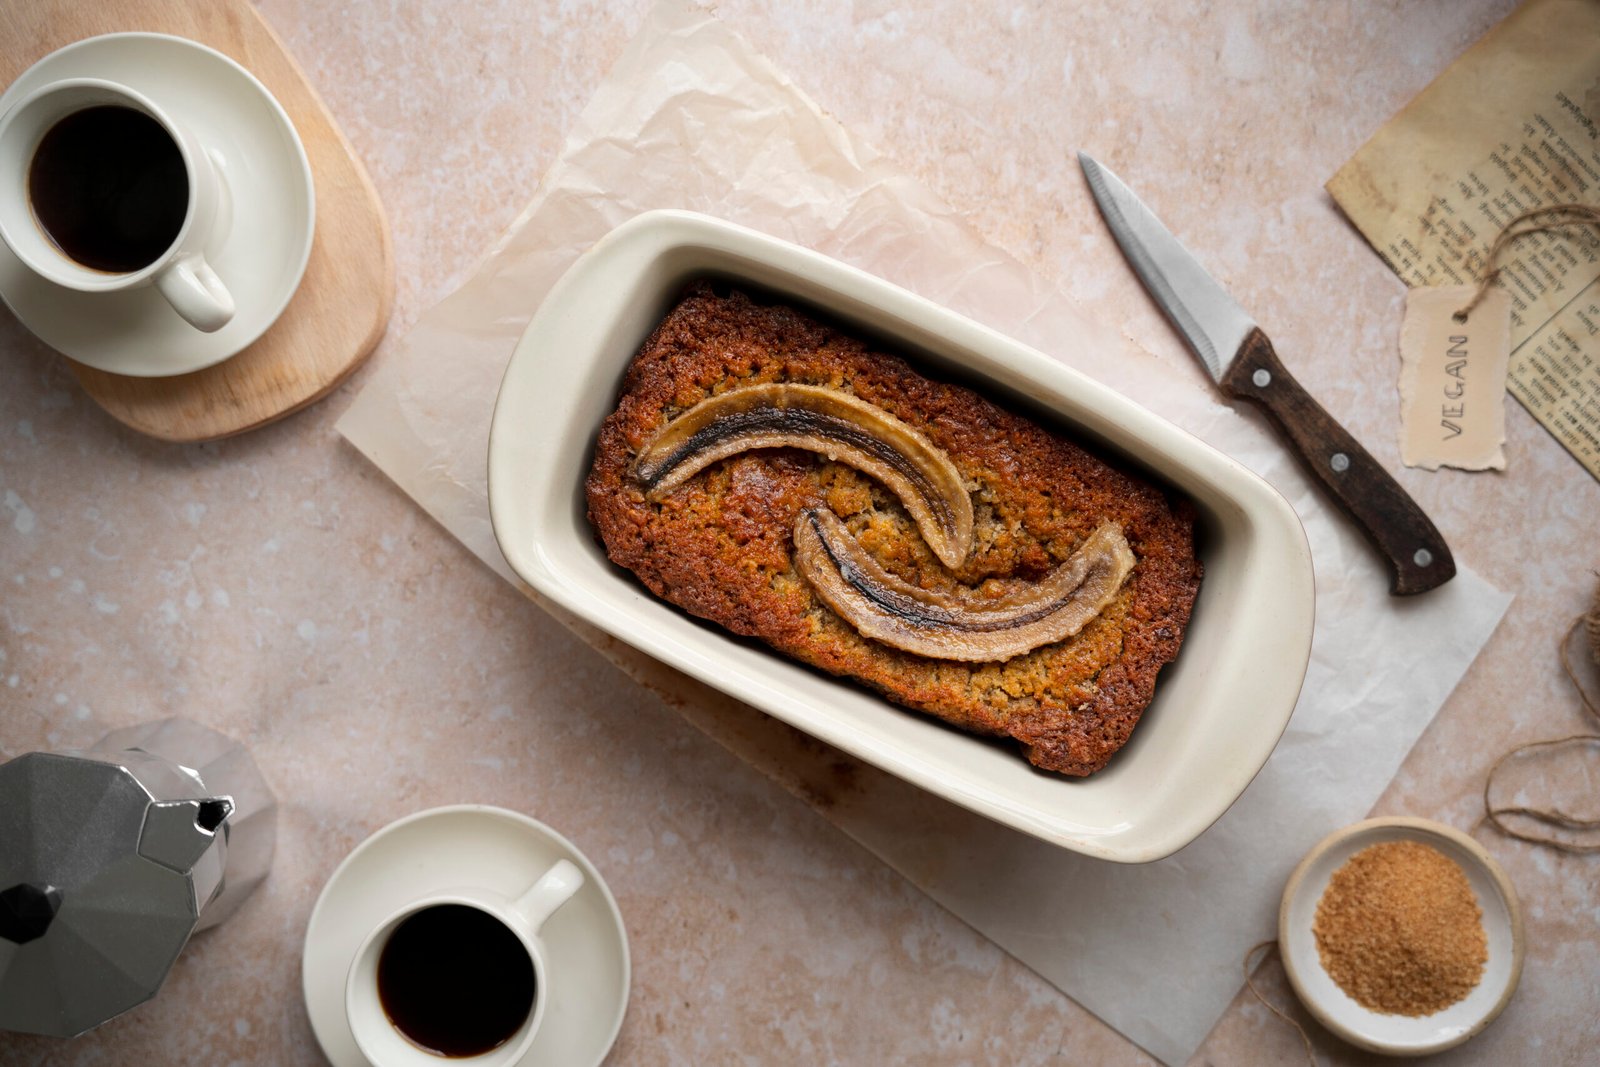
2 1 1596 1064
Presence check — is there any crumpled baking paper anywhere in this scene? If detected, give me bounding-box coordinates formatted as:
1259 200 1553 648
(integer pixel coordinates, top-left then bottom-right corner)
337 3 1512 1062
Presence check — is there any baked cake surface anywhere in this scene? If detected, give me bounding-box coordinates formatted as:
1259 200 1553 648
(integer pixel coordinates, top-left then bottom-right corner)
585 283 1202 776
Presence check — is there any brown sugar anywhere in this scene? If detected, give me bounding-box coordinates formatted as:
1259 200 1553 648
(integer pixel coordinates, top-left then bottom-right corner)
1313 840 1487 1016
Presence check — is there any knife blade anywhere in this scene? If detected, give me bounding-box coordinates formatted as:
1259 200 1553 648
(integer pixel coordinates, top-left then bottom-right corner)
1078 152 1454 596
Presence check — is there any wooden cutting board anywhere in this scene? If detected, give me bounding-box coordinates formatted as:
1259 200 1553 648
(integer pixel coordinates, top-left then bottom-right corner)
2 0 393 441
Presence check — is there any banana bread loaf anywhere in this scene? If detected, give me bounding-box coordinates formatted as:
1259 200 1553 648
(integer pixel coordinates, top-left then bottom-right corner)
585 283 1202 776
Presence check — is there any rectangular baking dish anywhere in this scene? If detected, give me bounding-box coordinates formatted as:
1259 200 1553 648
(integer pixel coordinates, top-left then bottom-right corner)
487 210 1314 862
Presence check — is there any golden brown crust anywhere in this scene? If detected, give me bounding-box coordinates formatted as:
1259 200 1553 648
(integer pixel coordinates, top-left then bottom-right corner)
585 283 1203 775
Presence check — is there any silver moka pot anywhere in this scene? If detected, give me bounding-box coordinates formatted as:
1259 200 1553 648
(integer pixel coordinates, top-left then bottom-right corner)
0 717 276 1037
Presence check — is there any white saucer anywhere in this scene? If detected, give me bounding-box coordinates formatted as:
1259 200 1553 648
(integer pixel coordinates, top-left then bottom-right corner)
303 806 631 1067
1278 817 1524 1057
0 33 314 377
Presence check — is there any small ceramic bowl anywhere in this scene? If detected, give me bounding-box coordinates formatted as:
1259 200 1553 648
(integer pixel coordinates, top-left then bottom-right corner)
1279 817 1524 1056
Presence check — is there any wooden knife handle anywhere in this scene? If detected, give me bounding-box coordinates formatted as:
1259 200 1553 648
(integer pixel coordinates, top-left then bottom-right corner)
1219 328 1456 596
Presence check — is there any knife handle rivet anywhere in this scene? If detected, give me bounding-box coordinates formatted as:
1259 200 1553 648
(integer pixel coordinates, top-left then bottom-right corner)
1413 548 1434 568
1329 452 1350 473
1252 369 1272 388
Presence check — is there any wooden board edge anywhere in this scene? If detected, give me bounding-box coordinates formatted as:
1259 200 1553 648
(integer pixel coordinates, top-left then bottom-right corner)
67 6 397 444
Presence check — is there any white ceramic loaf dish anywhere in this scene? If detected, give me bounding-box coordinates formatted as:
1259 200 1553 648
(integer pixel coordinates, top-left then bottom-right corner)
487 210 1314 862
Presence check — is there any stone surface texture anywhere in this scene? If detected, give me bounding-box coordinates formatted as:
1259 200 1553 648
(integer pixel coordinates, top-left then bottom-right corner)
2 1 1596 1065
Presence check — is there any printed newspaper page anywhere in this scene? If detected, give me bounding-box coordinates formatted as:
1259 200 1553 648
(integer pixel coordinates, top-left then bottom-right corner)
1327 0 1600 480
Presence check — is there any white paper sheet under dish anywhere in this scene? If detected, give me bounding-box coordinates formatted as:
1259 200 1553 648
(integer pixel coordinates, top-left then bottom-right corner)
336 3 1512 1062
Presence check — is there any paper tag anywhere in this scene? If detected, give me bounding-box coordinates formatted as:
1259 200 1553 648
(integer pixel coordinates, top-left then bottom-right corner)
1398 285 1510 470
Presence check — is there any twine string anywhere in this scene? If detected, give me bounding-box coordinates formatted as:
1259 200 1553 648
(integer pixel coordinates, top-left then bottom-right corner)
1563 603 1600 721
1454 203 1600 321
1481 616 1600 852
1242 940 1317 1066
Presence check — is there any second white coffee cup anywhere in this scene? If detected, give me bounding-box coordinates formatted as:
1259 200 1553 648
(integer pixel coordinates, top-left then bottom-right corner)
345 859 585 1066
0 77 235 332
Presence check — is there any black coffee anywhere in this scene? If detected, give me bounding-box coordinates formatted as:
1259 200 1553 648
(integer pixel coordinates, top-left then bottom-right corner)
377 904 536 1058
28 105 187 273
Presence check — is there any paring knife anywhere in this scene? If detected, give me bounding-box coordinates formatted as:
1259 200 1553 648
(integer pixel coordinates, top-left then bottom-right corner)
1078 152 1455 596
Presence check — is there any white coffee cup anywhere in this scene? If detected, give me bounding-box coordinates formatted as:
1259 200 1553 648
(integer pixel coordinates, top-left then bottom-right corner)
0 78 235 332
345 859 585 1066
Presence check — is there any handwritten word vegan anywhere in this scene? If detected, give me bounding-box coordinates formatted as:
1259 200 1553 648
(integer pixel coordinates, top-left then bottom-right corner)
1441 335 1468 440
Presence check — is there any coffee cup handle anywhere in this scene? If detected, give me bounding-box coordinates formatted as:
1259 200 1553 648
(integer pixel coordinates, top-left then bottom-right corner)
155 253 234 333
511 859 584 934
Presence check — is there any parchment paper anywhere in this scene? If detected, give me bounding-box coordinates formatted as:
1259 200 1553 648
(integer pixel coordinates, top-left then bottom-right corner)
337 3 1511 1062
